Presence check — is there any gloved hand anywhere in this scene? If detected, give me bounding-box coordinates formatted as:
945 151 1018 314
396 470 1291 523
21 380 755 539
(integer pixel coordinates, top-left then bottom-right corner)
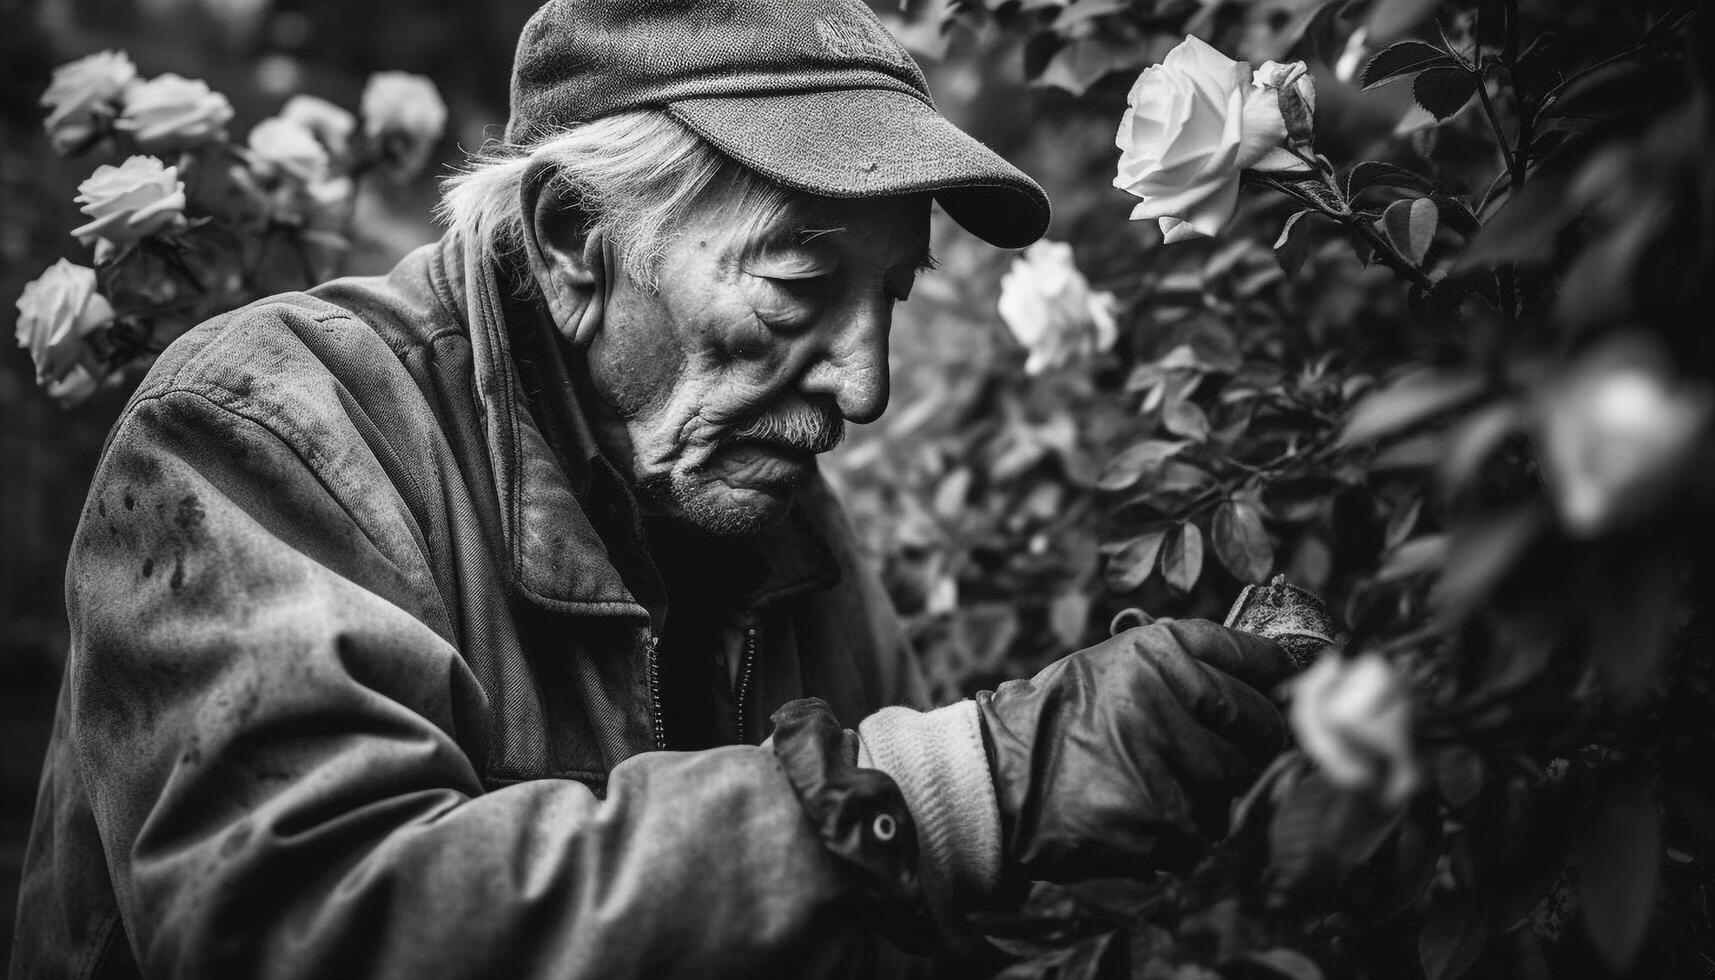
975 618 1293 884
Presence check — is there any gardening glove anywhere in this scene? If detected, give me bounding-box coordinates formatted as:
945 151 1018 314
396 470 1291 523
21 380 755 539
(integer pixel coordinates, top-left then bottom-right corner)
849 618 1293 945
978 618 1295 884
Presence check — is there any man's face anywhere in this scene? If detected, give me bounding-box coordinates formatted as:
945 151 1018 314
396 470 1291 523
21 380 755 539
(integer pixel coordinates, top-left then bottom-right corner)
583 190 932 536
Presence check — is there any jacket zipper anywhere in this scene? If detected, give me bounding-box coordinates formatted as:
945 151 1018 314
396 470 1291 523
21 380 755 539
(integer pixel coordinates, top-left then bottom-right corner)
645 631 666 750
734 624 759 744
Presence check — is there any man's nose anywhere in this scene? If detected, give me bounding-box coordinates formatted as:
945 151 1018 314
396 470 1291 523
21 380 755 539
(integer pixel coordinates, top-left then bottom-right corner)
800 302 891 424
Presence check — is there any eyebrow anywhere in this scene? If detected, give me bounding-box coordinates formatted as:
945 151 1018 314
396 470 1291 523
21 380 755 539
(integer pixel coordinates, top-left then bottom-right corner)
789 224 937 274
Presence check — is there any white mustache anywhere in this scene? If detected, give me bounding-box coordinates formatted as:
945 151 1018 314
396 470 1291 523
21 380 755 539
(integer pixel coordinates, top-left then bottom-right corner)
730 403 846 454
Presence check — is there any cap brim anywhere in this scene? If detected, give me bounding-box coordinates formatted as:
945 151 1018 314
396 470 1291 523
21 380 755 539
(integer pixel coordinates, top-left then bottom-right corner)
667 88 1050 250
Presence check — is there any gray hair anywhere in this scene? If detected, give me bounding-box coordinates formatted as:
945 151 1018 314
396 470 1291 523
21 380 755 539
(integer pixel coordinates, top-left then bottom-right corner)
436 110 796 289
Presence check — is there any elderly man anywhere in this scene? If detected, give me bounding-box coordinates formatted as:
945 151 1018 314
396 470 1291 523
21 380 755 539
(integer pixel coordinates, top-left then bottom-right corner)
12 1 1292 977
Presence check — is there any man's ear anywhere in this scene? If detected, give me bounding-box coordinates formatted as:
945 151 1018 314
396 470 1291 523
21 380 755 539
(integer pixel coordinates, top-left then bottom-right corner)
521 163 606 347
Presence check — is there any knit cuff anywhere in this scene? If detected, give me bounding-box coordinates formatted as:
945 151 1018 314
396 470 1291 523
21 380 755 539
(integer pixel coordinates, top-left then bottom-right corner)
857 701 1002 923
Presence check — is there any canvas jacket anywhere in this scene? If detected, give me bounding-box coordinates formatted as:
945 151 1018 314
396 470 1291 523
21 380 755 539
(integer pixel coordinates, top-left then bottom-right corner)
9 234 937 979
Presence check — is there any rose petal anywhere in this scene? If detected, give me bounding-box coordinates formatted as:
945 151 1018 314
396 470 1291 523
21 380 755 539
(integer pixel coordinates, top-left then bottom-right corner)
1249 146 1311 172
1238 85 1290 169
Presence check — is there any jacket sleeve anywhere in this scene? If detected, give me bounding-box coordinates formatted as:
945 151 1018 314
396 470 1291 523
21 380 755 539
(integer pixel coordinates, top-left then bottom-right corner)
67 385 893 979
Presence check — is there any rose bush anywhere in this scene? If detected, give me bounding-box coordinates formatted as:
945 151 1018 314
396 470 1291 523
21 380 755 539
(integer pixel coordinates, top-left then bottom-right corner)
830 0 1715 976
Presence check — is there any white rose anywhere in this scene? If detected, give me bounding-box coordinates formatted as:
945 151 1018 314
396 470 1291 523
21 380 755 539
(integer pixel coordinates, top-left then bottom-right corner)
71 155 188 245
1537 339 1712 538
116 73 235 150
360 71 447 180
1114 35 1307 242
1289 651 1421 804
41 50 137 155
248 116 331 185
998 240 1118 375
46 364 118 409
280 93 357 161
14 259 115 386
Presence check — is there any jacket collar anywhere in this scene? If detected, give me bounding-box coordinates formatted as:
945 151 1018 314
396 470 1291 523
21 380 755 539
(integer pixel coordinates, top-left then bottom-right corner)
425 234 839 617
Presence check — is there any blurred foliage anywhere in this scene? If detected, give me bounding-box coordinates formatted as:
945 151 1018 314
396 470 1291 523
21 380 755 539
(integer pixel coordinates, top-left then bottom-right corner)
822 0 1715 977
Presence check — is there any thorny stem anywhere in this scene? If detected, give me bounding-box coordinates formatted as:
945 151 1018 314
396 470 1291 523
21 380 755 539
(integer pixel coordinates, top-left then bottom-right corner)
1474 76 1522 192
1267 175 1440 293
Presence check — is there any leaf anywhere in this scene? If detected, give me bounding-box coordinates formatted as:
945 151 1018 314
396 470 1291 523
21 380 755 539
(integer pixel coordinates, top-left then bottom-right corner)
1036 36 1144 96
1346 161 1435 200
1162 523 1205 592
1437 400 1520 495
1097 440 1189 492
1579 773 1661 974
1367 0 1447 43
1274 209 1315 276
933 467 973 518
1373 432 1445 469
1384 494 1423 550
1213 501 1273 583
1378 534 1448 581
1162 393 1211 441
1360 41 1459 89
1412 66 1479 121
1106 530 1167 591
1340 370 1484 445
1051 0 1130 30
1376 197 1439 266
1123 460 1217 514
1434 746 1484 807
1229 948 1325 980
1418 896 1488 980
1434 196 1482 237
